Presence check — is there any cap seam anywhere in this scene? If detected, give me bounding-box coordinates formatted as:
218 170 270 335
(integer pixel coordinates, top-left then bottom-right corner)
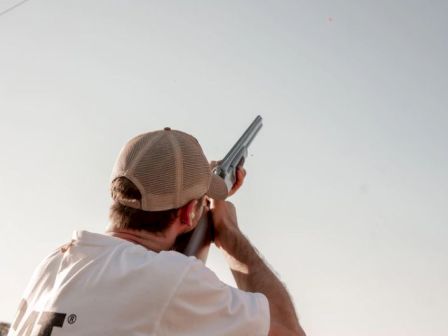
122 132 165 210
167 132 183 208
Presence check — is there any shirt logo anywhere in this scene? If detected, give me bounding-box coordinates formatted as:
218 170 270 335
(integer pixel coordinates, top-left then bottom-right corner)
11 299 76 336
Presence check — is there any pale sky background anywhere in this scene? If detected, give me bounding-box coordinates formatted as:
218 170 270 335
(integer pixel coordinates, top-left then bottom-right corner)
0 1 447 335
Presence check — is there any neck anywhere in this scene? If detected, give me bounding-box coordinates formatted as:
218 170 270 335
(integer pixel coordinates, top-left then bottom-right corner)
107 229 175 252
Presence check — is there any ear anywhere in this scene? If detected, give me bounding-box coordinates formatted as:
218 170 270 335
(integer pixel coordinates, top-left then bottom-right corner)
179 199 198 228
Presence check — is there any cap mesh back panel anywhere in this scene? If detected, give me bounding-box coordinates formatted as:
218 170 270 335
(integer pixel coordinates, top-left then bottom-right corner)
133 135 177 197
112 133 148 177
178 135 209 191
111 130 215 210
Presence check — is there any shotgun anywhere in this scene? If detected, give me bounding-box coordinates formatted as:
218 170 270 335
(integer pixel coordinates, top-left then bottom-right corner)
174 116 263 262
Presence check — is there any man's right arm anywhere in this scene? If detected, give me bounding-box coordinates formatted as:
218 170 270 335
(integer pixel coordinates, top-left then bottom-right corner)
211 200 306 336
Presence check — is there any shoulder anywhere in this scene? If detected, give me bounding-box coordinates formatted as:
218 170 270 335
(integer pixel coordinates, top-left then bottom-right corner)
151 250 198 275
156 251 227 292
158 255 270 335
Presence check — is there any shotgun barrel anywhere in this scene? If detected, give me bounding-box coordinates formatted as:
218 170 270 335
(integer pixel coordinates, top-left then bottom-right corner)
175 116 263 262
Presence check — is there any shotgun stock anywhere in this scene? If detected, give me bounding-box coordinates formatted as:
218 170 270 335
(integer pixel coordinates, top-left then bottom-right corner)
174 116 263 262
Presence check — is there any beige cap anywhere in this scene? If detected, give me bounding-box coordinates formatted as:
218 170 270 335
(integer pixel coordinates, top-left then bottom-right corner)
110 128 228 211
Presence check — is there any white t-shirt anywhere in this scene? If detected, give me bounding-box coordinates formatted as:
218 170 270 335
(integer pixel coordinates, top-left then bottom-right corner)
8 231 270 336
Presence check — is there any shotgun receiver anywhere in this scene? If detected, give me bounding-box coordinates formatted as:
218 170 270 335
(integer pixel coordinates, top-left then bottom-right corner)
174 115 263 262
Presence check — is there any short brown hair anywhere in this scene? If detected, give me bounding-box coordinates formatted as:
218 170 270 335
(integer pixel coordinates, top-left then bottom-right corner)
109 177 179 233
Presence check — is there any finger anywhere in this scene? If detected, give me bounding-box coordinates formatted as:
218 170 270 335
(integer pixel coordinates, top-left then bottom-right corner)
204 196 211 211
237 167 246 179
210 160 221 170
233 176 243 189
235 168 246 186
208 198 215 209
209 198 226 210
225 201 236 212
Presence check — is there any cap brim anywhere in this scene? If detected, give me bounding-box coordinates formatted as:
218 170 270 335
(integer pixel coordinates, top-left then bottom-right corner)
207 174 228 200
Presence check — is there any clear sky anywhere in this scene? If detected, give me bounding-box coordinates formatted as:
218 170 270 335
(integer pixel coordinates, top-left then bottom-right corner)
1 1 447 335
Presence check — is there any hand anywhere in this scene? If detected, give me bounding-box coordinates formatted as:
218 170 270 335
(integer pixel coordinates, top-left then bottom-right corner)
228 166 247 197
209 199 240 249
210 161 247 197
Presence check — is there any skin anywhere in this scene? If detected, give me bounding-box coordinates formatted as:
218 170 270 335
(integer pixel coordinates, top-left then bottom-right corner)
109 198 205 252
109 168 306 336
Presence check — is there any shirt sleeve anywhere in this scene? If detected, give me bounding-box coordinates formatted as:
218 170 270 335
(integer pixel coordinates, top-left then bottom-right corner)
158 258 270 336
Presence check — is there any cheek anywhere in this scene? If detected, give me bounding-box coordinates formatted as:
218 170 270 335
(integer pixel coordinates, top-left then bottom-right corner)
196 205 205 221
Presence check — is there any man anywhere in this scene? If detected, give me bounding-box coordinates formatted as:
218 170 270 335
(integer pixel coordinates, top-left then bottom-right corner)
9 128 306 336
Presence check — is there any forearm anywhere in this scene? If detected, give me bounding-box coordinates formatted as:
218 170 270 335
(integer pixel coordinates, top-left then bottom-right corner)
219 228 306 336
